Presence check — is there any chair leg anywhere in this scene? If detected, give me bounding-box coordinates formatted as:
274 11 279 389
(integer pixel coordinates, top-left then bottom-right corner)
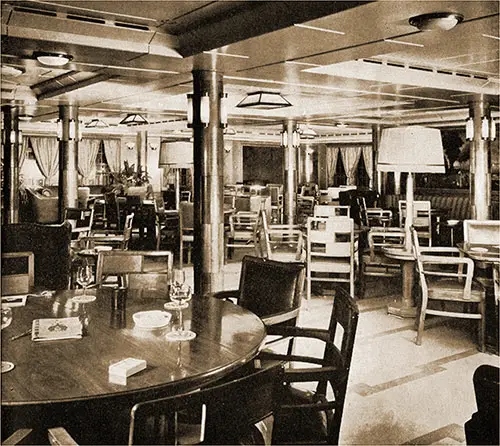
478 300 486 353
415 295 427 346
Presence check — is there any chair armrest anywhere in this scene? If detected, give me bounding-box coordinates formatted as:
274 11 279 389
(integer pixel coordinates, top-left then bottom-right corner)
418 247 460 255
3 429 34 445
212 290 239 301
48 427 79 446
266 325 330 342
420 255 473 267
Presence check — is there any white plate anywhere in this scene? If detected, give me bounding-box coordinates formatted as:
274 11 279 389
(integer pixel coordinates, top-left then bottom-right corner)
470 247 488 253
133 311 172 329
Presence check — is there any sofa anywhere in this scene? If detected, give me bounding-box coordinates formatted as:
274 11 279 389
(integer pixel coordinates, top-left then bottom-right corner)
25 187 59 223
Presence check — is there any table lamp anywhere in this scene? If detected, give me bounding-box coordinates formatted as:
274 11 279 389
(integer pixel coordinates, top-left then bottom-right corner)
378 126 445 250
158 141 193 210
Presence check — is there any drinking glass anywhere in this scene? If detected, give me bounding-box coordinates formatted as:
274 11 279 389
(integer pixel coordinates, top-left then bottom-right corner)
74 262 96 303
1 307 15 373
165 284 196 341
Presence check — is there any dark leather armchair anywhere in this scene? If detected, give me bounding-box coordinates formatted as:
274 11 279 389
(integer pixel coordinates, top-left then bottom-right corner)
2 222 72 290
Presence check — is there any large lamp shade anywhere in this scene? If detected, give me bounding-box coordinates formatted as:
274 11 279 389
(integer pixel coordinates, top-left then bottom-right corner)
159 141 193 168
378 126 445 174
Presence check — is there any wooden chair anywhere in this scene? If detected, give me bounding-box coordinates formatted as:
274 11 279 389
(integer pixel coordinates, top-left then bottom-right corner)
83 213 134 250
366 208 393 227
359 228 405 298
411 227 485 351
254 210 304 262
179 201 194 265
1 252 34 296
399 200 432 245
95 250 173 292
213 255 305 329
313 205 350 218
64 207 94 249
128 363 284 445
226 211 259 259
306 216 355 299
267 183 284 223
258 287 359 445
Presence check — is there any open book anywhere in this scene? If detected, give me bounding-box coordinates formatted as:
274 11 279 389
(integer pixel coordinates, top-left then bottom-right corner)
31 317 83 342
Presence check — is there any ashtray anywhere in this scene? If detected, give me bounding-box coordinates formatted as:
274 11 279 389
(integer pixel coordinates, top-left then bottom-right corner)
133 310 172 329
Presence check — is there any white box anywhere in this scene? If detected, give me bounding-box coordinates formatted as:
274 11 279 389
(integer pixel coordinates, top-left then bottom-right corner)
109 358 147 385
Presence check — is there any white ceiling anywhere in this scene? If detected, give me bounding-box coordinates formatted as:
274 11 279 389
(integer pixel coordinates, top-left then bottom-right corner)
1 0 499 139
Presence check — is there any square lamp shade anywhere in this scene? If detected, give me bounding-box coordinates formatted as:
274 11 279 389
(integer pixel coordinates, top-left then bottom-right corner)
158 141 193 169
378 126 445 174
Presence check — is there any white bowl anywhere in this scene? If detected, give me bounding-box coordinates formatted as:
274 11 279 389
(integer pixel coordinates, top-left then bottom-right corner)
133 310 172 329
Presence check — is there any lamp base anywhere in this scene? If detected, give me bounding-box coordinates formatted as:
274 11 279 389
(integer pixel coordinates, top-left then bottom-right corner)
387 302 417 318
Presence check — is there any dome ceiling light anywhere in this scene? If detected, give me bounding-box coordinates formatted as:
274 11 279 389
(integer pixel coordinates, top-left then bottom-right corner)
409 12 464 31
236 91 292 110
33 51 73 67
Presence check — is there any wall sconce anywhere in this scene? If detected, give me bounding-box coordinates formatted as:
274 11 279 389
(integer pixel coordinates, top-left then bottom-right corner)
57 119 82 141
149 143 158 151
127 142 135 150
466 116 496 141
200 93 210 126
280 129 300 148
186 94 194 128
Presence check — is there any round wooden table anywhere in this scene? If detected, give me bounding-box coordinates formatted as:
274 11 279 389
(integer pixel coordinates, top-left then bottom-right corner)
1 289 266 444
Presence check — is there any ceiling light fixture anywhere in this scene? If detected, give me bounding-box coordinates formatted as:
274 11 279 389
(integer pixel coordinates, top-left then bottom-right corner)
298 125 317 139
34 51 73 67
236 91 292 110
294 23 345 35
85 118 109 128
383 39 424 48
409 12 464 31
119 113 149 126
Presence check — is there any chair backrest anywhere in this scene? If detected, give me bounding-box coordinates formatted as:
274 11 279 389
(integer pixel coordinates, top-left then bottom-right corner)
237 255 305 326
326 287 359 386
179 201 194 231
267 184 283 206
121 213 135 250
95 250 173 291
64 207 94 239
1 252 35 295
1 222 72 290
463 220 500 246
128 363 284 446
299 182 318 197
180 190 191 202
314 205 350 218
104 192 122 230
307 216 354 259
399 200 431 228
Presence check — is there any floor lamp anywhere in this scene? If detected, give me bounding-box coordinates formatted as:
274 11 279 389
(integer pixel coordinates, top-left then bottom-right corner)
378 126 445 252
158 141 193 210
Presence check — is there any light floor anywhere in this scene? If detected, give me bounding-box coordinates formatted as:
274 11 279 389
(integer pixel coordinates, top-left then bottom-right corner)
184 258 500 446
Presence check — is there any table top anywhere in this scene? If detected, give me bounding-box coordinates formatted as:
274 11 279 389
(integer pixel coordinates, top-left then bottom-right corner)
1 289 266 407
383 246 415 261
457 243 500 263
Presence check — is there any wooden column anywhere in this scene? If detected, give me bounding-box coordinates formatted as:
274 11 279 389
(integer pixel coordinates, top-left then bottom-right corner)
58 105 79 220
283 120 298 224
192 69 224 297
469 100 491 220
2 106 20 224
372 124 381 194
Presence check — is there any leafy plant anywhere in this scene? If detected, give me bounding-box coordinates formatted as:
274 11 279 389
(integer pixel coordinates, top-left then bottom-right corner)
112 161 150 187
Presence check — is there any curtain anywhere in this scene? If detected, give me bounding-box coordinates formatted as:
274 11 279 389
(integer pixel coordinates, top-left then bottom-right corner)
340 146 362 185
78 139 101 184
362 145 373 187
103 138 121 173
30 136 59 185
20 135 29 170
325 146 340 186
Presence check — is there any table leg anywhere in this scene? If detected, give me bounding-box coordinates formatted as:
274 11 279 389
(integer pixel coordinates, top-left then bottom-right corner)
388 259 417 318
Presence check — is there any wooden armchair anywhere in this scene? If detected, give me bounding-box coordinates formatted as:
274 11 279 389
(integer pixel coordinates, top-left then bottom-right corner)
258 287 359 445
411 227 485 351
1 252 34 296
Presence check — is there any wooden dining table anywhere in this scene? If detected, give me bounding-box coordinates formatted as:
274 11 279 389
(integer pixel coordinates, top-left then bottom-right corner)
1 288 266 444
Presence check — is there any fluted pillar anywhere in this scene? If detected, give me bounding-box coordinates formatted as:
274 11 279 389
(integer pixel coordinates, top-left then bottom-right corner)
469 100 491 220
2 106 20 224
58 105 79 220
283 120 298 224
372 124 382 194
192 69 224 297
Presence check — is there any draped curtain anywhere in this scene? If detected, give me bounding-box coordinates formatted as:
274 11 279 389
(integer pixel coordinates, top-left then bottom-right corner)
30 136 59 185
340 146 363 185
325 146 340 186
20 135 29 170
103 139 121 173
78 139 101 184
362 145 373 186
